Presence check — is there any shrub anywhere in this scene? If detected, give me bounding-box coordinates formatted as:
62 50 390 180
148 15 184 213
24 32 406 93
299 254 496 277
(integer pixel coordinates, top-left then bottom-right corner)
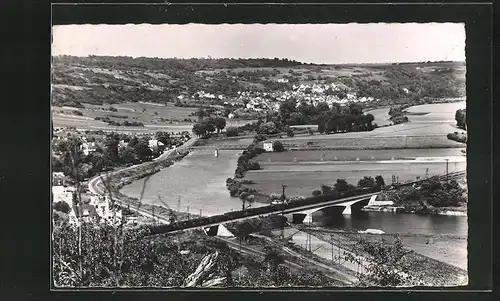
258 121 279 135
254 134 268 142
53 201 70 214
312 190 322 197
248 161 261 170
447 132 466 143
226 127 239 137
272 141 285 152
286 128 295 137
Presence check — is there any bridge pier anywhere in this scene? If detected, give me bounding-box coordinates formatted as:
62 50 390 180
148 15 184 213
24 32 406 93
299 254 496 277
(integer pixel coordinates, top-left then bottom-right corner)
203 224 234 237
204 225 219 236
291 213 313 224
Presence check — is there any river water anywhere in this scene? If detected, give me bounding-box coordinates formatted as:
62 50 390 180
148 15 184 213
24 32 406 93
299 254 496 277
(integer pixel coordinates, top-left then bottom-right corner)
314 211 467 236
120 147 467 238
120 149 255 217
120 102 468 239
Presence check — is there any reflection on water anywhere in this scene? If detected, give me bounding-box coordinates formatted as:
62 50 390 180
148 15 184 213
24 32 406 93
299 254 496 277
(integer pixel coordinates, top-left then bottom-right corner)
314 210 467 236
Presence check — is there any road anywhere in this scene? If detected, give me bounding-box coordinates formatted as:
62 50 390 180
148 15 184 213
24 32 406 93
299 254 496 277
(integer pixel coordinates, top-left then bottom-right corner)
88 137 199 208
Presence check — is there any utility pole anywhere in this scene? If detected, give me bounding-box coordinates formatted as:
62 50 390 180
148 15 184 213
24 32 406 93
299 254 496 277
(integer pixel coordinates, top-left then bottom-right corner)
187 206 190 220
177 196 181 213
152 207 156 226
445 158 450 183
281 184 288 202
331 234 334 264
199 208 202 217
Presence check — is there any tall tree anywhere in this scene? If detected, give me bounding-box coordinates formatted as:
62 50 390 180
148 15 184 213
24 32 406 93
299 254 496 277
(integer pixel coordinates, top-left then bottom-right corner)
192 123 207 137
104 133 120 164
212 117 227 133
155 131 170 145
375 175 386 188
133 138 153 162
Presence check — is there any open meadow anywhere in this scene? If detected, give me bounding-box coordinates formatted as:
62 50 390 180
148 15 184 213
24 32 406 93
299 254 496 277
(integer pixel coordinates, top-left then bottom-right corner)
243 159 466 197
243 147 466 197
277 101 466 149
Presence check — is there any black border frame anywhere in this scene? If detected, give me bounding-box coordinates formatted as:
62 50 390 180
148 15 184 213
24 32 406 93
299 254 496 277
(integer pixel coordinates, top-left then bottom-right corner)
0 1 494 300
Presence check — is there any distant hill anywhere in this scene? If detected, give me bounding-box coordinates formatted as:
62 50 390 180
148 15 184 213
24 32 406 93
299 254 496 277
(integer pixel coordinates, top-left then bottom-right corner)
51 56 466 108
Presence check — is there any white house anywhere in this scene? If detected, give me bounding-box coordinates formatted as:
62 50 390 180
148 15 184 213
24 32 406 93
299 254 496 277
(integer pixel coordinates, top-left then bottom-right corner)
263 141 274 152
148 139 165 150
118 140 128 150
52 185 76 207
80 141 97 156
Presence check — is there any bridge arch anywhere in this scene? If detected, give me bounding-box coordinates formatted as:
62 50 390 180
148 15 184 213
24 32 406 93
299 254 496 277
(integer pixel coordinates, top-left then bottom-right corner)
290 197 372 224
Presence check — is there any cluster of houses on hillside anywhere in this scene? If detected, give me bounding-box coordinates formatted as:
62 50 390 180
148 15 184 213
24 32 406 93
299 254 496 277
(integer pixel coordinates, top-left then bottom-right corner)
187 82 379 118
52 172 123 226
177 81 379 118
178 90 226 101
234 82 378 114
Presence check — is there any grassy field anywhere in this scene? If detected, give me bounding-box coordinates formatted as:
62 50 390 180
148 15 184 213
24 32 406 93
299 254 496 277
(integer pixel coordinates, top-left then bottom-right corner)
272 134 464 150
274 101 466 148
243 148 466 197
53 101 196 123
52 101 198 133
254 148 465 163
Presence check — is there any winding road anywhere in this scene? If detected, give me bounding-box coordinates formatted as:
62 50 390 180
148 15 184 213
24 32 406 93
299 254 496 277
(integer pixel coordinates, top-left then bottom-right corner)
88 137 199 203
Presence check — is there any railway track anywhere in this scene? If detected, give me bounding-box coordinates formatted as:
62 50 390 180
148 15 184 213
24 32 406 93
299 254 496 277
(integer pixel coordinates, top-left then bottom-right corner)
216 237 354 285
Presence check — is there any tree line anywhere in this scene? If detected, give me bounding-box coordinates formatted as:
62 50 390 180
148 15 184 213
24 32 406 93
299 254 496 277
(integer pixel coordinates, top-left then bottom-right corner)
312 176 386 197
276 99 376 134
192 115 227 137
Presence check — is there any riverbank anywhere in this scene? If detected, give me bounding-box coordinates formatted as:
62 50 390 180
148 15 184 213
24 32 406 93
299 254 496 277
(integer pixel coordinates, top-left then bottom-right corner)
89 138 200 221
297 226 468 286
362 204 467 216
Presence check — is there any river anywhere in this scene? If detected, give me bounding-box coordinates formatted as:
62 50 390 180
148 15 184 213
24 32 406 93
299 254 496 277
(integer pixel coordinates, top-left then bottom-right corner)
314 211 467 236
120 102 467 240
120 149 264 217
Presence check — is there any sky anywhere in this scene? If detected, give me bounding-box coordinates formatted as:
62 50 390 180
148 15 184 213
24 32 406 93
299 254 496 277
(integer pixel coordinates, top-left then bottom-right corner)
52 23 465 64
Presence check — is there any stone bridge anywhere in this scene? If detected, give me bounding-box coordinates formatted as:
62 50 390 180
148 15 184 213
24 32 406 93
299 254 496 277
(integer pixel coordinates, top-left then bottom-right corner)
286 195 377 224
201 195 379 237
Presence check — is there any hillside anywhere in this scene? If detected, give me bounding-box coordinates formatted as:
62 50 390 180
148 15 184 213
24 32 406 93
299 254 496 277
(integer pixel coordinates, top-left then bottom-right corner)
51 56 465 130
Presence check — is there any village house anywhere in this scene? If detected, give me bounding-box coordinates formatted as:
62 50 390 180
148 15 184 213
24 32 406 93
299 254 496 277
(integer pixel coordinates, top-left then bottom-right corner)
68 203 100 226
263 141 274 152
118 140 128 150
148 139 165 150
89 195 123 225
68 195 123 226
79 137 97 156
52 185 76 207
